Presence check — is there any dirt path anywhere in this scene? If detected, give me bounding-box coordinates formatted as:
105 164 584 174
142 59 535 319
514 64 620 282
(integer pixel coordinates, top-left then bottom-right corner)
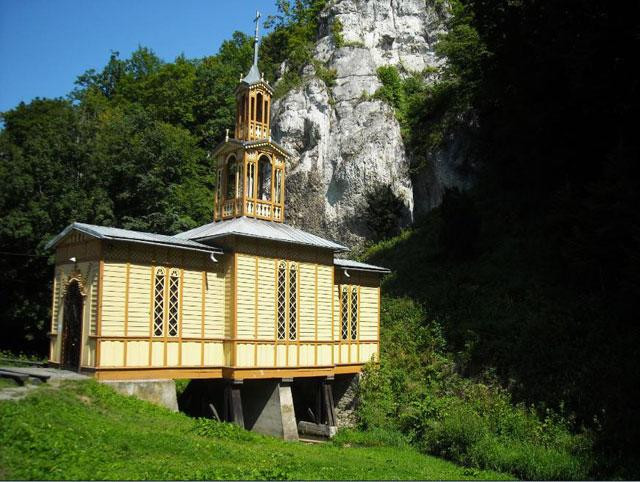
0 366 87 401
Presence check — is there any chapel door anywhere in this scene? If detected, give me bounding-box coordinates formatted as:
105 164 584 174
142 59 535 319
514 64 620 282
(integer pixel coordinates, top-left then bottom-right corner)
61 280 83 371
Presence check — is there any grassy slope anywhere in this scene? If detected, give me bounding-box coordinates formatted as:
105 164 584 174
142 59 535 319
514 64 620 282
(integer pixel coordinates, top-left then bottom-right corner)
0 380 511 480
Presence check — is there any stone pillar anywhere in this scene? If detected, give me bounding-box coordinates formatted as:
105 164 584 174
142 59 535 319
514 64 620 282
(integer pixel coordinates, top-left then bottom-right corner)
102 379 178 412
333 373 360 428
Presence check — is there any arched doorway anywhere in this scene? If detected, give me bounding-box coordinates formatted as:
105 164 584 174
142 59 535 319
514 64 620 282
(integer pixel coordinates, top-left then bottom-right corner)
61 280 83 371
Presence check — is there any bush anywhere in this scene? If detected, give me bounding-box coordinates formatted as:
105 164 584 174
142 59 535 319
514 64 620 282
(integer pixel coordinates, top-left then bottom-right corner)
355 296 593 480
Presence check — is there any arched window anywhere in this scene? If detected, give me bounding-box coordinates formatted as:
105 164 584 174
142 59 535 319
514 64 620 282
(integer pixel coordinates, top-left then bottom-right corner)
341 286 349 341
168 269 180 337
276 260 297 341
274 169 283 204
288 263 297 340
216 168 222 204
256 93 263 123
153 267 166 336
247 162 256 198
350 287 358 340
226 156 237 198
250 97 255 122
153 267 181 337
258 155 272 201
264 99 269 125
277 261 287 340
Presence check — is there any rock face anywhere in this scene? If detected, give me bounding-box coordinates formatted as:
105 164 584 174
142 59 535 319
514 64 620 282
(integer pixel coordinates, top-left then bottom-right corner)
271 0 470 247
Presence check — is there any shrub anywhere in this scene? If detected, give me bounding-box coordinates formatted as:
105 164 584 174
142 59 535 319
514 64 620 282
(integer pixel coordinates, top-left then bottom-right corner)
355 295 593 480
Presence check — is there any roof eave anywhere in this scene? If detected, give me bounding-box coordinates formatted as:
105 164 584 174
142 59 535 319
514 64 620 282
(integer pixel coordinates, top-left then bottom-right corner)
45 223 224 255
194 232 349 253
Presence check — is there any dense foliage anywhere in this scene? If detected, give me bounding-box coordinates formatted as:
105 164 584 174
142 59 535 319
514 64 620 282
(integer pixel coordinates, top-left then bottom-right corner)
1 0 638 477
0 380 509 479
0 0 326 356
363 1 640 476
357 297 592 479
0 41 239 354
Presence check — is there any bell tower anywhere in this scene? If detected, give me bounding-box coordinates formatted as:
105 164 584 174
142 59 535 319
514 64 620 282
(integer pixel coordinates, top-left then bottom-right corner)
212 11 290 224
235 11 273 141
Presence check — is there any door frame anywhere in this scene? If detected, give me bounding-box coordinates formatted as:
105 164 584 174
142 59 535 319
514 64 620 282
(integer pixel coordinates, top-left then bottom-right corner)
61 275 86 371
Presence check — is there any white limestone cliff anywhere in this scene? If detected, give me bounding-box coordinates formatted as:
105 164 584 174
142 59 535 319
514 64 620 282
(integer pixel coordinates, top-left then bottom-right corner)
271 0 471 246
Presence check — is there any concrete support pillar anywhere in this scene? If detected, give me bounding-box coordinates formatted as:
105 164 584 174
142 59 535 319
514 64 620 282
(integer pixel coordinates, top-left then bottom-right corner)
242 379 298 440
279 378 299 441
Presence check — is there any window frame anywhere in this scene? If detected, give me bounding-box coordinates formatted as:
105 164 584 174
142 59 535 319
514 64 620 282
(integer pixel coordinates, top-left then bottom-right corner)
152 266 181 338
276 260 298 342
340 284 359 341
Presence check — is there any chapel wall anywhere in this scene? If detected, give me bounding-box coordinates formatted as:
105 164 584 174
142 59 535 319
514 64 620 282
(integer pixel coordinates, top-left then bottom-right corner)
50 236 100 367
232 238 337 369
96 242 228 369
332 269 380 366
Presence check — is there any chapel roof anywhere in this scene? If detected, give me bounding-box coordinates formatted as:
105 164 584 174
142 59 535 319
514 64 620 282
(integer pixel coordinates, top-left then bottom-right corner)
333 258 391 274
45 222 223 254
176 216 349 252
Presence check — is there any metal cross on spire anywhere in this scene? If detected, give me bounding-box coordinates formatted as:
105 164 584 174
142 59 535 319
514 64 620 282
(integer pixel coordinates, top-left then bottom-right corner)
253 10 261 66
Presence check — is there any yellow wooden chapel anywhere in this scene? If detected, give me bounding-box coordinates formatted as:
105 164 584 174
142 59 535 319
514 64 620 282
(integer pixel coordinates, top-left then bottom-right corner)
45 16 389 387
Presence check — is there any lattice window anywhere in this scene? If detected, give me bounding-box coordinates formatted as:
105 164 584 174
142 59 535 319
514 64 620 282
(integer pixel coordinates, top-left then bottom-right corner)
288 263 297 340
153 267 165 336
277 261 287 340
167 269 180 337
341 286 349 341
350 287 358 340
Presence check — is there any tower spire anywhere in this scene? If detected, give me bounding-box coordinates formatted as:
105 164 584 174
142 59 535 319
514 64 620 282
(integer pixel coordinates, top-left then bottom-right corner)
241 10 263 85
253 10 261 66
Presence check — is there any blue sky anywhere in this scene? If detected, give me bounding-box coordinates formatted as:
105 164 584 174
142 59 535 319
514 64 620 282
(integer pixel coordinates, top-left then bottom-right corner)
0 0 279 113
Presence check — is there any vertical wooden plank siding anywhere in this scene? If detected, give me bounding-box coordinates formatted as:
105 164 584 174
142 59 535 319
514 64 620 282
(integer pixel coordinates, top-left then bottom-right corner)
377 286 381 360
314 264 318 366
148 263 155 366
201 271 205 366
163 260 168 367
96 258 104 368
123 262 130 366
285 260 289 367
357 285 361 363
331 268 335 365
178 267 184 366
254 255 258 366
232 252 238 367
338 284 342 364
296 262 300 366
273 258 278 366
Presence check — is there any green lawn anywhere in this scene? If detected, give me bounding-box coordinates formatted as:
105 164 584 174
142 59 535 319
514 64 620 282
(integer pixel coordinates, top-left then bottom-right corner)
0 380 512 480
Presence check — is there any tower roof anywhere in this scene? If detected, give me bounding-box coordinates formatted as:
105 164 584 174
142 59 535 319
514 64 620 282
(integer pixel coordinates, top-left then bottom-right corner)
240 10 271 90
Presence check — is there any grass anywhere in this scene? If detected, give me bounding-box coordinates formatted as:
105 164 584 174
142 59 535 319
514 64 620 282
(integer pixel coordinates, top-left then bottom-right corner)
0 379 18 390
0 380 513 480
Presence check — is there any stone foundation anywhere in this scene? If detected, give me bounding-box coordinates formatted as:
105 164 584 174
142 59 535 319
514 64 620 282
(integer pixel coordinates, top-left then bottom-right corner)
333 374 360 428
102 379 179 412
